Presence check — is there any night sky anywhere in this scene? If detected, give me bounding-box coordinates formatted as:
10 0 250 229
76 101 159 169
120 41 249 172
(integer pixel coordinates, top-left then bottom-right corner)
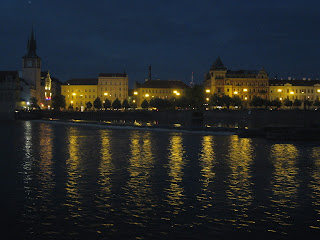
1 0 319 87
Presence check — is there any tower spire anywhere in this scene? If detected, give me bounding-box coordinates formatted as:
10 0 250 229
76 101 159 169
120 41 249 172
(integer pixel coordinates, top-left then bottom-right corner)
25 25 38 57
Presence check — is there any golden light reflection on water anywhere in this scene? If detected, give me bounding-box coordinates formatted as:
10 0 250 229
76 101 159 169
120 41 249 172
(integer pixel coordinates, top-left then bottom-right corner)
22 121 34 197
197 135 215 210
166 133 186 215
98 130 114 202
125 131 155 226
65 127 82 218
38 124 54 202
227 135 254 228
268 144 299 229
310 147 320 229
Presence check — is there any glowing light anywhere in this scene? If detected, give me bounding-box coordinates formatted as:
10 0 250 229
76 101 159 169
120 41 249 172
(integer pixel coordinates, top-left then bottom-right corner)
71 101 73 103
72 93 76 96
290 92 294 94
206 89 210 93
317 89 320 93
134 91 138 95
278 89 282 92
104 92 108 96
173 90 177 94
243 89 248 92
244 97 248 100
176 92 180 96
234 91 238 94
133 100 136 103
145 94 149 97
280 98 283 100
206 98 209 101
27 102 30 105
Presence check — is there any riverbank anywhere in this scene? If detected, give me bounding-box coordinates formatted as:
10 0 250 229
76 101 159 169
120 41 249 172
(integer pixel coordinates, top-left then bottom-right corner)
37 118 237 135
15 109 320 129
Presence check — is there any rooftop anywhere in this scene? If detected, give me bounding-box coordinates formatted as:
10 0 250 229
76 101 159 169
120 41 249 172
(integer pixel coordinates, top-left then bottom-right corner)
99 73 127 78
63 78 98 85
270 79 320 86
136 80 189 89
210 56 226 70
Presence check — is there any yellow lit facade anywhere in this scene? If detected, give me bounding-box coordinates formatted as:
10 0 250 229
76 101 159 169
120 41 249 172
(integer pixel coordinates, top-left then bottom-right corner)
133 80 189 107
269 80 320 102
97 73 128 103
61 73 129 110
61 78 98 110
204 57 269 101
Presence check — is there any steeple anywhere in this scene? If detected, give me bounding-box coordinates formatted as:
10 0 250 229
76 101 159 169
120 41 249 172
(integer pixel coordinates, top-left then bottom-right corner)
210 56 226 70
25 26 38 58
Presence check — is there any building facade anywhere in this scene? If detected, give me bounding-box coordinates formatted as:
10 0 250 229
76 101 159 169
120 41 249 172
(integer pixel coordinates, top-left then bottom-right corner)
61 73 129 110
133 79 189 107
61 78 98 110
269 79 320 102
97 73 128 103
0 71 20 119
204 57 269 102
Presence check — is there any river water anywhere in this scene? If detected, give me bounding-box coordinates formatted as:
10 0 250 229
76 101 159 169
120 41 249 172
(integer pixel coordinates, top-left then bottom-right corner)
3 121 320 239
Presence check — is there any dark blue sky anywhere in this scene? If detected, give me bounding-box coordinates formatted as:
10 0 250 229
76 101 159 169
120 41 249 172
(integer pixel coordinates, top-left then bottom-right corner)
1 0 319 87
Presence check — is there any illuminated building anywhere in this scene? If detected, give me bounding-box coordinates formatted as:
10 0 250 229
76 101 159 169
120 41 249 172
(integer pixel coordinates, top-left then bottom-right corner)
97 73 128 103
61 72 129 110
20 27 61 109
61 78 98 110
269 79 320 104
204 57 269 101
133 79 189 107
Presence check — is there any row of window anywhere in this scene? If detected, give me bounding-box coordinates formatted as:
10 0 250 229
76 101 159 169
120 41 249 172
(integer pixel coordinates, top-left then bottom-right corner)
270 89 315 94
100 87 127 92
64 89 95 93
67 95 96 99
100 94 122 98
231 88 268 93
231 82 268 86
141 89 183 94
99 81 128 85
270 96 315 100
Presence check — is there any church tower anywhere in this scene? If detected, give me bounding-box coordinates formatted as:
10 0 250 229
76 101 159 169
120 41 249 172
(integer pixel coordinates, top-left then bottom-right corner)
22 27 41 100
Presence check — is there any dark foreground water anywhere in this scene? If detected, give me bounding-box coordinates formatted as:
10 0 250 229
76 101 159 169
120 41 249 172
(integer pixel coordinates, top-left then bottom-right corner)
2 121 320 239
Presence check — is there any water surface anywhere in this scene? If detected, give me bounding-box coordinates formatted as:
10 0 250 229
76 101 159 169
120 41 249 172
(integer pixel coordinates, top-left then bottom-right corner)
4 121 320 239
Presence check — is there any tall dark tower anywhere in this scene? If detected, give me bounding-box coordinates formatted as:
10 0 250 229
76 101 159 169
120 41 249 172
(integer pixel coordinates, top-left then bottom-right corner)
22 27 41 100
